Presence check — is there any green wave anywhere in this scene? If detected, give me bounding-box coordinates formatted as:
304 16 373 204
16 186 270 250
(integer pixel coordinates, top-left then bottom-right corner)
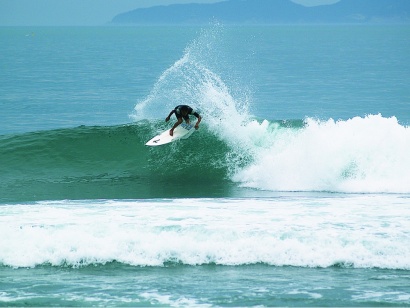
0 122 228 202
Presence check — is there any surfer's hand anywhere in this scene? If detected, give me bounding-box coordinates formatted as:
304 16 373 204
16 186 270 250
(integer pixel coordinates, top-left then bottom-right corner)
165 116 170 122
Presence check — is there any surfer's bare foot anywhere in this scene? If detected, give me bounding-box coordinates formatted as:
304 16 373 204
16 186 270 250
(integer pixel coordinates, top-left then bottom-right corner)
169 130 173 136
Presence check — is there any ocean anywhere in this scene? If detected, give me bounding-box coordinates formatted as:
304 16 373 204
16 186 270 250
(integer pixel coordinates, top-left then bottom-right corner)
1 24 409 306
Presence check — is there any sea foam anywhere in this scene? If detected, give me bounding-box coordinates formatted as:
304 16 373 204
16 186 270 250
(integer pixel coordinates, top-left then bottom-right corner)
1 197 409 269
232 114 410 193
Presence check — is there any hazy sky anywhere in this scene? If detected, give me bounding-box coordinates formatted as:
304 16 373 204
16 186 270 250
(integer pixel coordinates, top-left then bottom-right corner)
0 0 340 26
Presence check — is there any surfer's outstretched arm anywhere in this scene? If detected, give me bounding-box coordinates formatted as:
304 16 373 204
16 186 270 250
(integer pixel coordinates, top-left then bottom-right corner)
194 114 202 129
165 110 175 122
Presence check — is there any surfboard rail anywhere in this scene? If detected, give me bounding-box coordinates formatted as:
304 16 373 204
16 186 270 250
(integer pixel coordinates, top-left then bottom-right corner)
145 123 195 146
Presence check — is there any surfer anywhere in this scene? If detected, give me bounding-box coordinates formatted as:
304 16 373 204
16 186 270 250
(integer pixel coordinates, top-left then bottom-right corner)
166 105 202 136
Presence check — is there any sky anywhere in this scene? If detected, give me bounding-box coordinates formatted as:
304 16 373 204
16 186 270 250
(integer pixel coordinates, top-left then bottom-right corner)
0 0 340 26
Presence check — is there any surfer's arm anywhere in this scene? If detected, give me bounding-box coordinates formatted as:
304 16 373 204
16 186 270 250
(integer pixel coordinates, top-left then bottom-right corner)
193 113 202 129
165 110 175 122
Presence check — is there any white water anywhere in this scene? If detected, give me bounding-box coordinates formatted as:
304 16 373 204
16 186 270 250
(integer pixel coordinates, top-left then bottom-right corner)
232 114 410 193
1 196 409 269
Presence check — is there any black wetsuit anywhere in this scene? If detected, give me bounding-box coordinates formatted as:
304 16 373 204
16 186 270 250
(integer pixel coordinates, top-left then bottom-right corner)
174 105 200 121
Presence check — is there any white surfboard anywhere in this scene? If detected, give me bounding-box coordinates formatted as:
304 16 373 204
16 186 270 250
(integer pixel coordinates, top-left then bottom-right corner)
145 123 195 146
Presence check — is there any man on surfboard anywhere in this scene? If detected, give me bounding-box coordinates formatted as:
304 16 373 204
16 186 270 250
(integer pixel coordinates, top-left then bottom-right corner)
166 105 202 136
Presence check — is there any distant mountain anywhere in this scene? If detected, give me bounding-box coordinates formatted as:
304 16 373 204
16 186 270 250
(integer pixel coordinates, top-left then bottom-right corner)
112 0 410 24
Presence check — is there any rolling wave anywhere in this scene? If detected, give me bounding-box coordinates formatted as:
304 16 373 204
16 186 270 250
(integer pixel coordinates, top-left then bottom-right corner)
1 114 409 203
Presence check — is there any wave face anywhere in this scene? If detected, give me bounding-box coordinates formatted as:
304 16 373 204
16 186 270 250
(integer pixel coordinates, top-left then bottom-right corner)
0 123 235 202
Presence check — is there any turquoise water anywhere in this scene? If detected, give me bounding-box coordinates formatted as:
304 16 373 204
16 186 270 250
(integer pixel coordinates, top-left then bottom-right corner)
1 25 410 306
